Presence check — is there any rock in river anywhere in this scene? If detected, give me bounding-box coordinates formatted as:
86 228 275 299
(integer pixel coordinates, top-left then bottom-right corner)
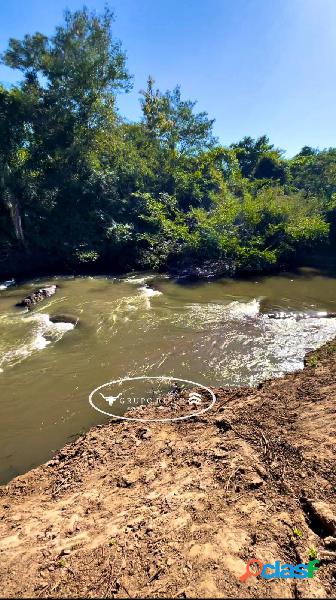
49 314 79 326
16 285 57 309
266 310 336 320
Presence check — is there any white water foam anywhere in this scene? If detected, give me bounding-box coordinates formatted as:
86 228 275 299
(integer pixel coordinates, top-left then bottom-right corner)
123 274 156 285
206 311 336 386
224 298 260 318
103 286 163 332
124 277 147 285
175 298 260 329
0 279 15 291
138 285 162 298
138 285 162 311
0 313 74 371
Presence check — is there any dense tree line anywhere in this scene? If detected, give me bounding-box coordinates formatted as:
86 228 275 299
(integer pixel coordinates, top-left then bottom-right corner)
0 8 335 278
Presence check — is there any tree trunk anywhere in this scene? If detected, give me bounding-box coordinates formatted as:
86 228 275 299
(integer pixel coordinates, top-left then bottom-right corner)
0 163 26 246
6 193 25 244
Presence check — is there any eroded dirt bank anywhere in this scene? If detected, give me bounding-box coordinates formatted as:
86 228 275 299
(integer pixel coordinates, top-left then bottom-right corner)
1 342 336 598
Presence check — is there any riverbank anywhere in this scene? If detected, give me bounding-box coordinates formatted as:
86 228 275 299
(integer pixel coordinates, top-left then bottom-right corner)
3 242 336 285
1 340 336 598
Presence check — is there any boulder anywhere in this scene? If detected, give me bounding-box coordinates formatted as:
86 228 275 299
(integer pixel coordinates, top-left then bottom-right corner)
49 314 79 326
17 285 57 309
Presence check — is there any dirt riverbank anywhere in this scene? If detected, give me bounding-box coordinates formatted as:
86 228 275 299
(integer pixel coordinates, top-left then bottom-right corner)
1 341 336 598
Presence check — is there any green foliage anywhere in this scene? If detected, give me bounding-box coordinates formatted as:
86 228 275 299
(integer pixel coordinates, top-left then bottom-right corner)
73 249 99 264
307 355 318 367
292 527 303 538
3 7 131 98
308 546 318 560
140 76 216 154
0 8 333 278
289 147 336 200
58 558 67 568
230 135 286 182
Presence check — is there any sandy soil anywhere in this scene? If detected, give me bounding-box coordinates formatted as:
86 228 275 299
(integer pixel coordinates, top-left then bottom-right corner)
0 341 336 598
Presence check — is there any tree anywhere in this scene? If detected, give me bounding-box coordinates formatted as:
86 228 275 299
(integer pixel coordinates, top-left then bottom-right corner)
140 76 216 155
289 147 336 200
0 8 333 278
3 7 131 107
230 135 286 182
253 155 287 183
1 7 132 266
0 85 33 245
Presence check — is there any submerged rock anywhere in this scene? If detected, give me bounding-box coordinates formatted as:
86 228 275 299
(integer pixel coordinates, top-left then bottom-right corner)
16 285 57 309
49 314 79 326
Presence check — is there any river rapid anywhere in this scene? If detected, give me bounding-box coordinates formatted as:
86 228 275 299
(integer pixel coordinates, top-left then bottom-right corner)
1 268 336 482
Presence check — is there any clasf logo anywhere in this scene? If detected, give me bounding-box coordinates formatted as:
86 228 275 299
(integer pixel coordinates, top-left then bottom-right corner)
240 558 319 582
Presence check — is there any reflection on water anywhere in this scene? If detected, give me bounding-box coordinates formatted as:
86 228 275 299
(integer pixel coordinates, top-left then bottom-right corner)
1 267 336 482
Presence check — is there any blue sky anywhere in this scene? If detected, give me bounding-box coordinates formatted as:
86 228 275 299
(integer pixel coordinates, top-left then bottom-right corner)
0 0 335 156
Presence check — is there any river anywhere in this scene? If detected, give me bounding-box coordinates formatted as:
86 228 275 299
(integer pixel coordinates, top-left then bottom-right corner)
1 268 336 483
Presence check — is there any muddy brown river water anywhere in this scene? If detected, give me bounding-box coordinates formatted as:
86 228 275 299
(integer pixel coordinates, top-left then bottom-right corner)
1 268 336 483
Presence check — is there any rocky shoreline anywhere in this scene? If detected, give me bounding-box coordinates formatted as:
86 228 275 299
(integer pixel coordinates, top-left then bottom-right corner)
0 341 336 598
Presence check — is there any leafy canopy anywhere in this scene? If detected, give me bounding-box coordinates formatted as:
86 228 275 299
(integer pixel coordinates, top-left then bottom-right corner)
0 8 333 276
